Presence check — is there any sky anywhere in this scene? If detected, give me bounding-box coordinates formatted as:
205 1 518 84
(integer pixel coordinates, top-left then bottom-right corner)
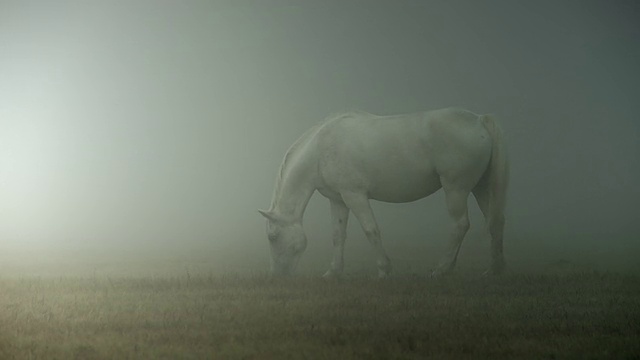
0 1 638 275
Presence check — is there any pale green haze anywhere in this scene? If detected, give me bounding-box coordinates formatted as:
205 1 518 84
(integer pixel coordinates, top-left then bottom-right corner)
0 1 638 276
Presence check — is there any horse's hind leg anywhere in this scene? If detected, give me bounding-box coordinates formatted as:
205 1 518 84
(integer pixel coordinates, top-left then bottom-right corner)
340 192 392 278
432 185 471 277
473 183 505 275
323 199 349 278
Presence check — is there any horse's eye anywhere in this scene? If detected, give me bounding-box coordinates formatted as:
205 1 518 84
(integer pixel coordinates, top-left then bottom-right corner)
268 233 278 242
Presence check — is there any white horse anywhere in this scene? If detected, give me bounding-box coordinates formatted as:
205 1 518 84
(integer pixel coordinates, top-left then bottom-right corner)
259 107 509 278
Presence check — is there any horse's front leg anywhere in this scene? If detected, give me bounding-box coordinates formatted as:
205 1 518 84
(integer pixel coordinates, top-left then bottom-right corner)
323 199 349 278
340 192 392 278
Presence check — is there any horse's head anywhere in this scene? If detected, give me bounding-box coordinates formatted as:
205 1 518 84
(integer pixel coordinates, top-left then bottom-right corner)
258 209 307 276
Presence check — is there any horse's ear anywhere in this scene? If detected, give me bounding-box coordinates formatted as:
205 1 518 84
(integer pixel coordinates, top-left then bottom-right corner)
258 209 279 222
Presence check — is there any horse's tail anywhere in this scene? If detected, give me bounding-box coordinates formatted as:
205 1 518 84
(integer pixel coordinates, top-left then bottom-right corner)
481 114 509 227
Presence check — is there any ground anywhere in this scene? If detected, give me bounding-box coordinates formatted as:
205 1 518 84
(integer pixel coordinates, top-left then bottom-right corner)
0 272 639 359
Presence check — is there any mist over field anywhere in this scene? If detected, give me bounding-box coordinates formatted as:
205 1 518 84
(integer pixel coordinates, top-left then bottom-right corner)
1 1 638 277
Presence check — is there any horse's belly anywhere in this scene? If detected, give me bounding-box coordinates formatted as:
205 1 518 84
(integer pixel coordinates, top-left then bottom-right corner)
368 168 442 203
319 148 443 203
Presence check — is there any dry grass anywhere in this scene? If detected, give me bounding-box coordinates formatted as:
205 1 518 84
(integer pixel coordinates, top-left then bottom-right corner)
1 272 639 359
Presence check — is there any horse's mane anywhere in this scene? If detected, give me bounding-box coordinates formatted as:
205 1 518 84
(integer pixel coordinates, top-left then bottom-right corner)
270 122 322 209
326 109 372 120
269 110 373 210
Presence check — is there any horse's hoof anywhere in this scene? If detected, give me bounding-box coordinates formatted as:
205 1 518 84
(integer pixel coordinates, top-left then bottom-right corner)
483 261 506 277
377 260 392 279
322 270 342 279
377 266 392 279
482 268 505 277
430 268 448 279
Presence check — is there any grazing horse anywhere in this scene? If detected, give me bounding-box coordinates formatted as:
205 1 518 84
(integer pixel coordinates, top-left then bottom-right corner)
259 108 509 278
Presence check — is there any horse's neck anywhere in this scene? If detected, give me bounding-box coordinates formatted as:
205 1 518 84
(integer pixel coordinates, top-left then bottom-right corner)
271 158 316 223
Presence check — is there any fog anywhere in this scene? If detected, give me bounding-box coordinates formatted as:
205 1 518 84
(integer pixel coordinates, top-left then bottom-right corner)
1 1 638 276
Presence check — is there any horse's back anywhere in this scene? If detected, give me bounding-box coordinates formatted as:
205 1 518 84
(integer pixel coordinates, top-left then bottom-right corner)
314 108 492 202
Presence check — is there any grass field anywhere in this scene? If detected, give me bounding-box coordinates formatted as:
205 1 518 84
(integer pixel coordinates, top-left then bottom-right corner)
1 272 639 359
